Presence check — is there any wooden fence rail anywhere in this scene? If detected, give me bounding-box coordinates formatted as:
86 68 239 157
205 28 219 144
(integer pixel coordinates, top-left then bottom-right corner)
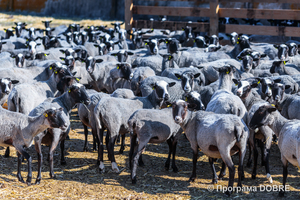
125 0 300 37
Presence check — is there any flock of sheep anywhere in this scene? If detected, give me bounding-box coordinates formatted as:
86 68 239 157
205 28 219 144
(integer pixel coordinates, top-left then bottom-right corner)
0 19 300 197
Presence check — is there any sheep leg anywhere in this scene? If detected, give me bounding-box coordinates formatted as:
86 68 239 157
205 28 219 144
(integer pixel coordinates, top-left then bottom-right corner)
92 131 97 151
131 145 146 184
60 139 67 165
278 155 288 197
34 137 43 184
209 157 218 184
83 123 89 152
94 125 105 172
118 134 125 154
189 148 198 182
165 138 173 171
218 161 226 179
171 138 178 173
246 140 252 167
264 136 273 183
16 148 32 185
238 146 246 187
257 139 265 166
17 152 25 183
108 134 119 173
49 133 60 178
4 147 10 157
221 151 235 197
252 136 258 179
129 133 137 170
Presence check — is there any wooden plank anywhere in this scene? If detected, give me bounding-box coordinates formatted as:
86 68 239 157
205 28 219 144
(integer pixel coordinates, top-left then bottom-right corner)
125 0 133 32
219 24 300 37
133 5 211 17
219 8 300 20
209 0 219 36
219 0 300 3
133 20 210 32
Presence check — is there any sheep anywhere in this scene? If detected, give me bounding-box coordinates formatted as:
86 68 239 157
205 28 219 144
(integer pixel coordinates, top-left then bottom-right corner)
0 78 19 107
93 80 176 173
0 107 67 185
270 60 300 75
172 100 249 196
140 76 184 103
233 78 276 183
128 107 183 183
130 66 155 96
206 64 248 123
249 104 300 197
79 89 135 152
7 64 72 115
29 82 90 184
270 82 300 120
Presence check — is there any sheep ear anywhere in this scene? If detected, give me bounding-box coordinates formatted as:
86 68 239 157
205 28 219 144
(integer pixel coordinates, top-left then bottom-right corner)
285 85 291 90
251 83 258 88
174 73 181 80
194 73 201 79
274 78 281 83
127 51 134 55
168 82 176 87
11 80 19 84
267 107 277 113
232 79 239 85
95 59 103 63
219 37 224 40
261 53 267 58
273 44 279 49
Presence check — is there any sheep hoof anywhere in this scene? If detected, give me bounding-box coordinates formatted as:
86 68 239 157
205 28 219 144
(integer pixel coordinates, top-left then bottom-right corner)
225 191 231 197
189 177 196 182
111 162 119 173
26 182 31 186
251 173 256 179
83 147 89 152
278 191 285 197
267 173 273 183
172 166 178 173
212 179 218 184
132 177 137 184
61 160 67 165
35 179 41 185
164 163 170 171
99 162 105 173
50 173 56 179
18 176 25 183
119 149 124 154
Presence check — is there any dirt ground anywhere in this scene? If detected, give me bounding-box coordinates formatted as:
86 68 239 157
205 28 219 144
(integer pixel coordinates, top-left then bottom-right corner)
0 108 299 199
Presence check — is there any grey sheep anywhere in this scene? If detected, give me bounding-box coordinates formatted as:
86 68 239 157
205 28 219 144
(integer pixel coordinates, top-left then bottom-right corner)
93 80 175 173
29 82 90 184
172 100 249 197
128 107 183 183
0 107 67 185
249 104 300 197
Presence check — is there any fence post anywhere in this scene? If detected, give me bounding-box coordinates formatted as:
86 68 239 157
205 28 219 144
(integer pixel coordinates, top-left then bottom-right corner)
125 0 133 30
209 0 219 36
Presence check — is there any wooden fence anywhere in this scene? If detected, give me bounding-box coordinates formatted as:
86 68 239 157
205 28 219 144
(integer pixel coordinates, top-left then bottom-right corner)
125 0 300 37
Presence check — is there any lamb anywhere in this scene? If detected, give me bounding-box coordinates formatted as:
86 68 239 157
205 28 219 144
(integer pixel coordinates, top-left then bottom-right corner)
172 100 249 196
0 107 67 185
29 82 90 184
93 80 175 173
249 104 300 197
128 107 183 183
